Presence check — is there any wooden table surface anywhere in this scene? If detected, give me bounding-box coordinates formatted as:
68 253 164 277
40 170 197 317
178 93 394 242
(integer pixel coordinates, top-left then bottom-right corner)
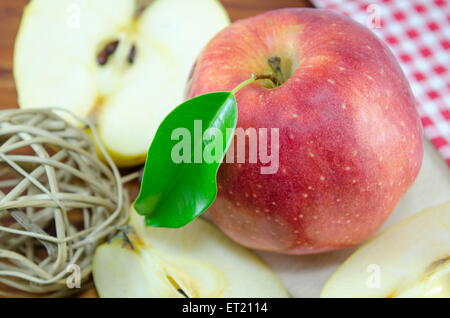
0 0 313 298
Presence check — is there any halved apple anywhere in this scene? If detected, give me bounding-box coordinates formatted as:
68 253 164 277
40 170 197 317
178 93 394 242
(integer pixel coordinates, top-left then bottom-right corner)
321 201 450 298
14 0 229 166
92 209 289 297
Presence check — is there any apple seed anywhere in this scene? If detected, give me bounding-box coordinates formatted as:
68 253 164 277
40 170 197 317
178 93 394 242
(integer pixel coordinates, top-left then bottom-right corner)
97 40 120 66
128 44 137 64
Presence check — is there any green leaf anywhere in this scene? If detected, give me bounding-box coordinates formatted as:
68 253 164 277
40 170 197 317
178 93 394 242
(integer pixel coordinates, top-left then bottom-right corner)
133 92 238 228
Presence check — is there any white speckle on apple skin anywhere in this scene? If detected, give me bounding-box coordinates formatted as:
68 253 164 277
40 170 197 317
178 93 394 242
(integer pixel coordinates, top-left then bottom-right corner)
327 79 335 85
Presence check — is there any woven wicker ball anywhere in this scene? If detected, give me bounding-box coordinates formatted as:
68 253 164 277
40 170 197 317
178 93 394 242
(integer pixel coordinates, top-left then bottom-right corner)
0 108 129 297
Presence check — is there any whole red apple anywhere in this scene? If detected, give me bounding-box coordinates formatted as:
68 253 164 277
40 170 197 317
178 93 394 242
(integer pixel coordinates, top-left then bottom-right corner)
187 8 423 254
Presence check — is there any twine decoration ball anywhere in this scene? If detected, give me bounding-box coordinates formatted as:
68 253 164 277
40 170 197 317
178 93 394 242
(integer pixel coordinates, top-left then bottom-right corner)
0 108 129 297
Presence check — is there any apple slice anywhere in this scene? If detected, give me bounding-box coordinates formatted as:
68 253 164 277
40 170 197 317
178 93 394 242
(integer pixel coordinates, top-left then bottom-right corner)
93 209 289 298
321 201 450 298
14 0 229 166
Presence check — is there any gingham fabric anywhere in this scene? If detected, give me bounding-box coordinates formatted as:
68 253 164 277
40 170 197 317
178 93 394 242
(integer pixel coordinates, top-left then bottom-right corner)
312 0 450 166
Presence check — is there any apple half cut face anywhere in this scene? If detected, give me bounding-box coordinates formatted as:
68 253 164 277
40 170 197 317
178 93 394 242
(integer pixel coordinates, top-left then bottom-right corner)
14 0 229 166
321 201 450 298
92 209 289 298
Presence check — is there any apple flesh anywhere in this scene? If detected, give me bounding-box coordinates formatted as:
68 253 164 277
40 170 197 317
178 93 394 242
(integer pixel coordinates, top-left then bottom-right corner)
187 8 423 254
14 0 229 166
321 201 450 298
92 209 289 298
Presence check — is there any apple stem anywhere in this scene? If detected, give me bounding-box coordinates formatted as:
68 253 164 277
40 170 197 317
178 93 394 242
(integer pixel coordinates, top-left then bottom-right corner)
117 225 135 250
231 74 281 95
231 76 256 95
254 74 281 86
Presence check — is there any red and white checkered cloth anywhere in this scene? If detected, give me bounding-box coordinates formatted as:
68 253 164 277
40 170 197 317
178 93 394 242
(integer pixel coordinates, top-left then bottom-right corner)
312 0 450 166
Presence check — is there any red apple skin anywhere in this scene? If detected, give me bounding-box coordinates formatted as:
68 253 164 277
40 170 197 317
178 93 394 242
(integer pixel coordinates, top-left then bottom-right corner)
187 8 423 254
